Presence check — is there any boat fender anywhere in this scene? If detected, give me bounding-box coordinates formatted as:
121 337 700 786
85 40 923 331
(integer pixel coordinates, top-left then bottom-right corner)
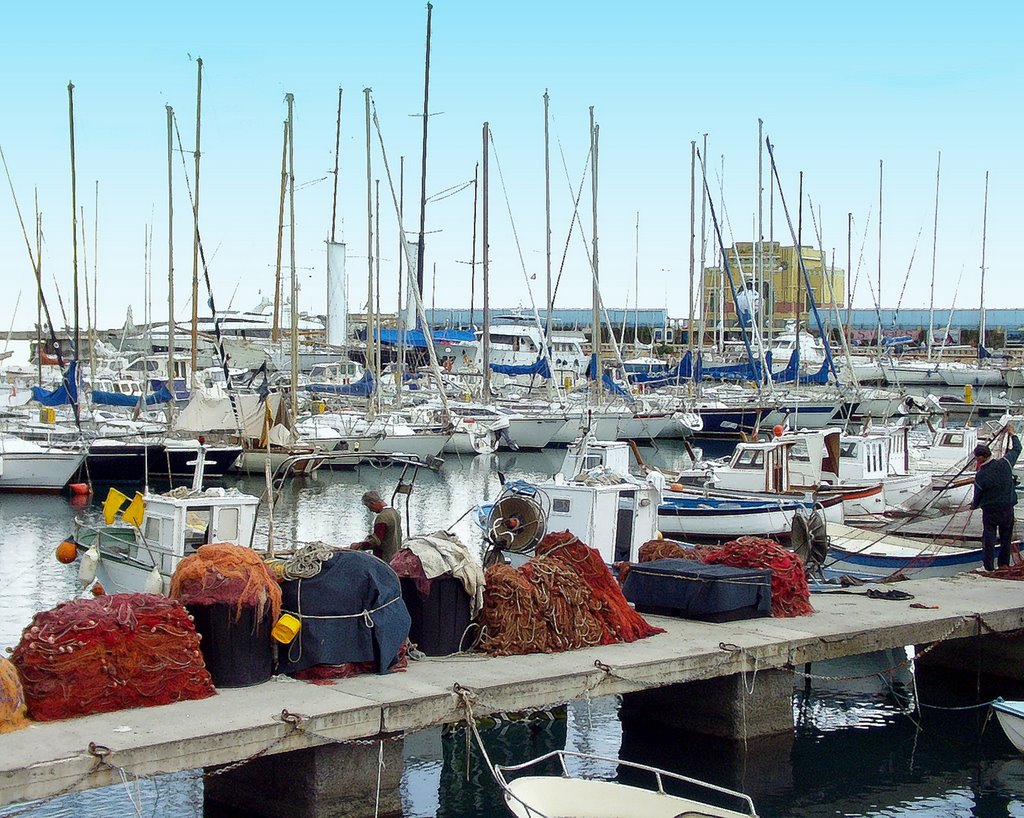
78 546 99 587
144 567 163 595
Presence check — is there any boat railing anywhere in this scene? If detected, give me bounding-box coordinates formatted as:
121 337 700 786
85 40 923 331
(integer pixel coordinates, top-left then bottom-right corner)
493 749 758 816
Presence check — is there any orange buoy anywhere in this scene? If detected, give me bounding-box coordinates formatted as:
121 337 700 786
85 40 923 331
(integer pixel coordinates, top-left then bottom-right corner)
670 483 685 492
772 424 785 438
55 541 78 564
68 483 91 496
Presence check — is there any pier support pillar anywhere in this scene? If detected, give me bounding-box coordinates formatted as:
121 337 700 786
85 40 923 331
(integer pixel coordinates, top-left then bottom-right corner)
204 738 403 818
620 669 794 739
915 633 1024 700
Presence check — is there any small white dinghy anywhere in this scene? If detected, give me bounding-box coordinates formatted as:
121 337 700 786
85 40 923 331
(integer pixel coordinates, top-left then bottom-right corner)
496 750 758 818
993 699 1024 753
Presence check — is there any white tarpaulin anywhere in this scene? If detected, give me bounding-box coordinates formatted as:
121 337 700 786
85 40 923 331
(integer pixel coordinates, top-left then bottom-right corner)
327 241 347 345
173 387 281 439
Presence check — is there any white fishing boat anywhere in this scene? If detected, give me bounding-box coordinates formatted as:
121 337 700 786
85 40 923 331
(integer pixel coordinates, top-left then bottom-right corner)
992 699 1024 753
823 522 984 579
479 436 664 566
658 489 829 541
496 749 758 818
0 433 86 492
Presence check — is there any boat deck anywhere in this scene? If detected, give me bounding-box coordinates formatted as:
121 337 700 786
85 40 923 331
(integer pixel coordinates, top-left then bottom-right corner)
1 572 1022 807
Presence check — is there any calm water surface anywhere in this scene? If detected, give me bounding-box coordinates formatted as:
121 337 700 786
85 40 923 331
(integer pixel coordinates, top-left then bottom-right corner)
1 440 1021 817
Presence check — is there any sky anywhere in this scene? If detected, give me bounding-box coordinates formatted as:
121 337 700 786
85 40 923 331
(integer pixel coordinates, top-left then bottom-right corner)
1 0 1021 339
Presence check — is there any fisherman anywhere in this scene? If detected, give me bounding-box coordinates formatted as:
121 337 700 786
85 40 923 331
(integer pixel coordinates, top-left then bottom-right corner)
352 490 403 563
971 425 1022 571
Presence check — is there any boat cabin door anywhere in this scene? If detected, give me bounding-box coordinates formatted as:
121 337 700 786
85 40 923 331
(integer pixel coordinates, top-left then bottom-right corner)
613 490 636 563
766 446 787 493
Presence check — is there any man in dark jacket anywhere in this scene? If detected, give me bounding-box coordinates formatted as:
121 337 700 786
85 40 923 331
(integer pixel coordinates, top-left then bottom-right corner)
971 426 1021 571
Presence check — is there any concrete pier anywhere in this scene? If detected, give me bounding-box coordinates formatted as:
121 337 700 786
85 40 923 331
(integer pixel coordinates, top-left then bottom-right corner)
0 572 1021 817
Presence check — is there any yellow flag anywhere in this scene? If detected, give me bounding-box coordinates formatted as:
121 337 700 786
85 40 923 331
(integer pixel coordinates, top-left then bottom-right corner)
102 488 130 525
123 492 146 528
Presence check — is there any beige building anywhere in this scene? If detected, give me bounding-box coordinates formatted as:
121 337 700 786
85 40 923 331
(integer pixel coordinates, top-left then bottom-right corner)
700 241 845 335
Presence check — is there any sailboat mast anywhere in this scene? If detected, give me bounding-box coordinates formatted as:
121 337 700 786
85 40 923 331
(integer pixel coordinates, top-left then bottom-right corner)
979 170 989 350
375 179 381 379
330 86 343 243
845 212 852 338
35 193 41 384
687 141 696 361
68 82 80 358
590 107 602 401
757 118 764 347
364 88 376 417
165 104 175 421
697 133 708 352
286 93 298 421
482 121 490 402
469 161 478 329
544 90 552 353
190 57 203 380
877 159 883 352
633 211 639 355
272 120 287 344
928 151 941 358
415 3 433 310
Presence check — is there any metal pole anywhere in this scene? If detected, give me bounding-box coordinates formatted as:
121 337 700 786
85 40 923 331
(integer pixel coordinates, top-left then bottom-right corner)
68 82 80 358
165 105 175 422
330 86 343 243
979 170 989 350
590 108 601 401
544 90 552 354
364 88 376 416
287 93 298 421
415 3 433 309
482 122 490 402
272 120 287 343
191 57 203 380
928 151 940 358
687 141 696 358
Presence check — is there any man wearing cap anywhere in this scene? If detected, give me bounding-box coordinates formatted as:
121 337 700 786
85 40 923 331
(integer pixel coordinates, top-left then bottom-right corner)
971 424 1021 571
354 490 403 562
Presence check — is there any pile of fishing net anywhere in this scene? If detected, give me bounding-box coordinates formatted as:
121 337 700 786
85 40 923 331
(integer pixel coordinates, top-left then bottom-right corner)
478 531 663 656
702 536 814 617
639 539 717 563
0 658 29 733
170 543 282 622
11 594 215 721
987 562 1024 580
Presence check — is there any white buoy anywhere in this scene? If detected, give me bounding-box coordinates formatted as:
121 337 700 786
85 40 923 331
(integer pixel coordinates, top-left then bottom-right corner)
78 546 99 586
144 567 163 596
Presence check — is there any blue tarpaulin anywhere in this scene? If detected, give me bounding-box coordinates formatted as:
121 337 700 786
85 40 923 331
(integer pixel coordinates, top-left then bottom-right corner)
306 370 375 397
489 357 552 379
31 361 79 406
628 351 697 386
90 385 175 407
374 328 475 348
585 355 634 401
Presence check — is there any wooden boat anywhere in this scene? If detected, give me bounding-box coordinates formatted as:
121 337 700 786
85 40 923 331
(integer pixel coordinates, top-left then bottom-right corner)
496 749 758 818
992 699 1024 753
658 491 824 541
823 522 984 579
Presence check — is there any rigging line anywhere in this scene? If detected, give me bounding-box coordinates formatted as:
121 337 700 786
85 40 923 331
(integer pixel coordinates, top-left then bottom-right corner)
172 115 244 436
550 124 590 308
425 178 474 203
891 226 924 329
848 208 872 315
295 175 330 190
368 96 451 420
485 129 558 380
696 147 761 396
0 143 83 429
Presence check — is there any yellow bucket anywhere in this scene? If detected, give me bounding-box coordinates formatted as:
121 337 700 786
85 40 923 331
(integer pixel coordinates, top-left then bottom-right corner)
271 614 301 644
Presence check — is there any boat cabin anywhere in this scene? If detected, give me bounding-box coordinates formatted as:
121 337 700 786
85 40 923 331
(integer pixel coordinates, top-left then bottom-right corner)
839 434 892 482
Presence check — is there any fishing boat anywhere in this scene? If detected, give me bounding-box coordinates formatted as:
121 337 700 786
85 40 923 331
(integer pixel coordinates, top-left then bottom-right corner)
992 699 1024 753
823 522 984 579
496 749 758 818
479 436 664 566
63 447 438 594
657 491 829 541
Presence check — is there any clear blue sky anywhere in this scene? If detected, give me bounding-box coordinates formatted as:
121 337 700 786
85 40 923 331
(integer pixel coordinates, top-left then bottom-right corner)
1 0 1021 336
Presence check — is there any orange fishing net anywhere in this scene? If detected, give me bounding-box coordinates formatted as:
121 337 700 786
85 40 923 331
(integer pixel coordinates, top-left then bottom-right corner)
12 594 215 721
170 543 282 623
638 539 717 563
478 532 664 656
0 658 29 733
703 536 814 617
539 532 665 644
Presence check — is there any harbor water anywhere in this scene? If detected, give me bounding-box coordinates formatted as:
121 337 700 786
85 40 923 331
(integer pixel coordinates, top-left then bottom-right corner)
1 440 1022 817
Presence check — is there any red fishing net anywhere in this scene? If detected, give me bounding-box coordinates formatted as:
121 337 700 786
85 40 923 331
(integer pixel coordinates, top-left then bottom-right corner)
291 642 409 685
170 543 282 622
478 531 663 656
539 532 665 643
703 536 814 617
0 658 29 733
11 594 215 721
